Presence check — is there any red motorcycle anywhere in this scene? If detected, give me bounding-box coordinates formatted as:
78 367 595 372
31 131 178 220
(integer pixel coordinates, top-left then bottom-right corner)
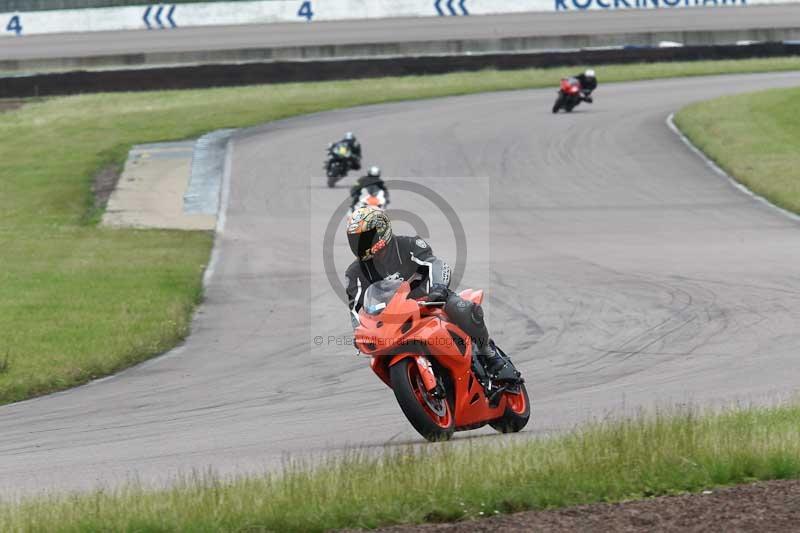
552 77 585 113
354 279 530 442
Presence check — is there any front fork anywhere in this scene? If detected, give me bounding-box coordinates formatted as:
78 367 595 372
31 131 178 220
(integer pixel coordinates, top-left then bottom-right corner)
389 354 438 392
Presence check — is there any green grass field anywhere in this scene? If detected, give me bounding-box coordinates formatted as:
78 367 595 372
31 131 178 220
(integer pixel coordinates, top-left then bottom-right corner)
2 404 799 532
675 86 800 214
2 57 800 403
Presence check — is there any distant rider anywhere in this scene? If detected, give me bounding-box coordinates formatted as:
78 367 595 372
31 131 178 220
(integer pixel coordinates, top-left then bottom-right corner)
575 69 597 103
340 131 362 171
344 207 521 383
349 166 389 211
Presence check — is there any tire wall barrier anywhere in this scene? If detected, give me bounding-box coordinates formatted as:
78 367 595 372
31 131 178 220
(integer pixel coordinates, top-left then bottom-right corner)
2 42 799 98
0 0 796 38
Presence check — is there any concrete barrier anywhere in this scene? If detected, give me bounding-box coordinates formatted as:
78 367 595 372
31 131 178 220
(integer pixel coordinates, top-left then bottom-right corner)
1 0 795 38
2 41 798 98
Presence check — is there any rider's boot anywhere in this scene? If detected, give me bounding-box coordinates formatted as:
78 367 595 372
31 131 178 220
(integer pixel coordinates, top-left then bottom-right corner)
443 293 522 384
474 338 521 384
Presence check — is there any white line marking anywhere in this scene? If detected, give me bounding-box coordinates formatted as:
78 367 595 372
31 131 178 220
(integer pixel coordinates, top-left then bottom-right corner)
203 138 235 287
666 112 800 223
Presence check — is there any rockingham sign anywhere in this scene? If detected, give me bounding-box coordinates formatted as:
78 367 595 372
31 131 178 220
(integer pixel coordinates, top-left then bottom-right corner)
555 0 747 9
0 0 786 37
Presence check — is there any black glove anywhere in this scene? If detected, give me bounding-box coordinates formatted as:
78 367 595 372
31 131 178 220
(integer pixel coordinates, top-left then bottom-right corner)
427 283 450 303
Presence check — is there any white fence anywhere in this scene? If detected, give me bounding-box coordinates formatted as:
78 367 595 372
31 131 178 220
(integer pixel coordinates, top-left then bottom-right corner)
0 0 788 38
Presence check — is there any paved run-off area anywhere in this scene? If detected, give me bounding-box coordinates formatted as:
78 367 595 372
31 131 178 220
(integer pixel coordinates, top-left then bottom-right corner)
103 141 214 230
103 130 232 230
1 72 800 497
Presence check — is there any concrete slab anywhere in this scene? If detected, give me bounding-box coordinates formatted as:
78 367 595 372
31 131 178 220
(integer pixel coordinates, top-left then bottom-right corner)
102 140 217 231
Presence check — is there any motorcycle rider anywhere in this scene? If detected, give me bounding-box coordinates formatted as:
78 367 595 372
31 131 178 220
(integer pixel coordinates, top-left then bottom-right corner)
339 131 362 171
344 206 521 383
349 166 389 211
574 69 597 103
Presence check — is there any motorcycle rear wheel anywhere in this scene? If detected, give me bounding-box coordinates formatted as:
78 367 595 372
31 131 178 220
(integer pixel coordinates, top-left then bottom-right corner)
390 358 455 442
489 383 530 434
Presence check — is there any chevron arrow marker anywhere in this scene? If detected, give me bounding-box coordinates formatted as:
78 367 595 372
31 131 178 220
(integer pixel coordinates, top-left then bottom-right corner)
166 5 177 28
154 5 164 29
143 5 152 29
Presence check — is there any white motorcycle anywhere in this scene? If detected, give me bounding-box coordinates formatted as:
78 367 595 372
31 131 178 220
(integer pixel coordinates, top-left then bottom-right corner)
348 184 388 216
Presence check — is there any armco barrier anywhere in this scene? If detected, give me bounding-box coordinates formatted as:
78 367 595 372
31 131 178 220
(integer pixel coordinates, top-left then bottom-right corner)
1 41 798 98
0 0 791 37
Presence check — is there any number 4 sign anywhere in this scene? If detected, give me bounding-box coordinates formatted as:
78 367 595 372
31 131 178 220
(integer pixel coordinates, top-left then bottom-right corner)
6 15 22 35
297 1 313 21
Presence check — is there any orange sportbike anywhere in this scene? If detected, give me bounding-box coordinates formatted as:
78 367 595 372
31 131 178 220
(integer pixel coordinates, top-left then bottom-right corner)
354 279 530 442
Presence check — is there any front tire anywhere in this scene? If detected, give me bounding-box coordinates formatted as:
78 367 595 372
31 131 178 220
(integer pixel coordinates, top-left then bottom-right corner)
390 358 455 442
489 383 530 434
326 162 343 187
552 94 563 114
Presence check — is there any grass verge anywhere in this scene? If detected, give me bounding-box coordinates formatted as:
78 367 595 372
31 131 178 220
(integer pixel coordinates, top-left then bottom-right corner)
2 404 800 531
2 57 799 405
675 86 800 215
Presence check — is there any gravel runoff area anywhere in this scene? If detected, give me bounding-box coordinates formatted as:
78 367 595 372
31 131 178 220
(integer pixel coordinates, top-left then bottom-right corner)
364 479 800 532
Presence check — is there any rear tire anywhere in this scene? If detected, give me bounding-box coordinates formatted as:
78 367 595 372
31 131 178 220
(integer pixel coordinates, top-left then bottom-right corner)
489 383 530 434
390 358 455 442
565 98 578 112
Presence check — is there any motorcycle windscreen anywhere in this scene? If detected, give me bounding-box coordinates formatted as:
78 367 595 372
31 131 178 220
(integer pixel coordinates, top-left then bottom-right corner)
362 279 403 315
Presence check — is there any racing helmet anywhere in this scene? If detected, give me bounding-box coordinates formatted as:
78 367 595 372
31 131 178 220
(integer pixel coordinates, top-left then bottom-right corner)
584 69 596 78
367 166 381 178
345 132 355 141
346 206 393 260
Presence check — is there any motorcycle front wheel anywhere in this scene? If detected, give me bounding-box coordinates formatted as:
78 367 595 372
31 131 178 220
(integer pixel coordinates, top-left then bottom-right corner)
552 94 564 114
390 358 454 442
326 164 340 187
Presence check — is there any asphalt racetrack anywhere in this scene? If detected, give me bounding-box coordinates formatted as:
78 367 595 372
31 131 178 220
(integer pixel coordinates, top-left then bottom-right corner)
2 72 800 497
3 6 800 61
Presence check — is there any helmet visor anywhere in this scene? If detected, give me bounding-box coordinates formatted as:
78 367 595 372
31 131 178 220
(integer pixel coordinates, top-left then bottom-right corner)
348 229 377 259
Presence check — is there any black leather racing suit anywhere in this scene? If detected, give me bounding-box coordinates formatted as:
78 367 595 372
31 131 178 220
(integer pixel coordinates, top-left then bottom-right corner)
341 138 362 170
575 74 597 100
345 236 491 356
